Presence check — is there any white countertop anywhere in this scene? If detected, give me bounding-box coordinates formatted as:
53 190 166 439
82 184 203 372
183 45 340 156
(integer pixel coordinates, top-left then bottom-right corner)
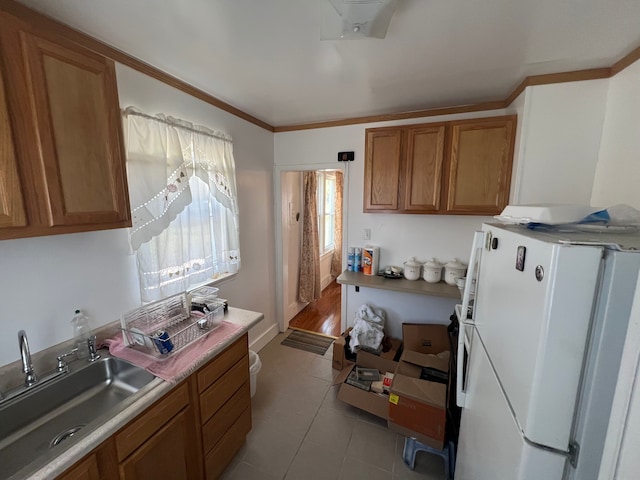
13 307 263 480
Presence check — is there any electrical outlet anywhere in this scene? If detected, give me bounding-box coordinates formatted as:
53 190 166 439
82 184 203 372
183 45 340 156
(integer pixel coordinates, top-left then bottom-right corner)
363 228 371 241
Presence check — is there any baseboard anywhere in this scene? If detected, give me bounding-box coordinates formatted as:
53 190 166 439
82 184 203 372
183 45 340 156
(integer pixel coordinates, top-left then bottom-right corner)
249 322 279 353
321 273 333 291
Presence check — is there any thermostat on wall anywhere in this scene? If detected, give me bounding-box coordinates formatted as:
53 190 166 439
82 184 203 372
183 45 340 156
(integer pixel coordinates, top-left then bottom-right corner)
338 151 354 162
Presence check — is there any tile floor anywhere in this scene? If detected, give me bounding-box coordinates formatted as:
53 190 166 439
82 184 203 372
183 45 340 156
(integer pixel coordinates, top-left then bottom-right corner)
221 332 447 480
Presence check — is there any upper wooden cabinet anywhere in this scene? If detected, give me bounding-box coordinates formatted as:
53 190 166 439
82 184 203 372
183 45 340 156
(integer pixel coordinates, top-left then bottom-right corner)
0 61 26 230
364 115 516 215
364 128 403 211
0 10 131 240
404 124 446 212
444 117 515 214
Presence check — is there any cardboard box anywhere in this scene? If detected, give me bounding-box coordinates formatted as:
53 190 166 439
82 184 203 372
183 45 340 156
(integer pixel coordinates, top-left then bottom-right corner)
401 323 450 354
335 350 398 420
333 328 401 369
332 327 352 370
388 324 452 450
380 337 402 361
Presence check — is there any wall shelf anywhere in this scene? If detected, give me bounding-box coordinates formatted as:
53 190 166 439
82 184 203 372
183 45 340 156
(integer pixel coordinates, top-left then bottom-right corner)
337 270 460 299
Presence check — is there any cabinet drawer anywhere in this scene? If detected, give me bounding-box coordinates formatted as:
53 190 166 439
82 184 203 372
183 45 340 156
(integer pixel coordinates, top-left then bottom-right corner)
200 356 249 424
197 334 247 393
204 407 251 480
202 381 251 455
115 382 189 462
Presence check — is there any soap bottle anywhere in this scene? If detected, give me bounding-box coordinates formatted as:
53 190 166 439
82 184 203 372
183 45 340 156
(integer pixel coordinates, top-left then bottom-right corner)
354 247 362 272
71 309 92 359
347 247 355 271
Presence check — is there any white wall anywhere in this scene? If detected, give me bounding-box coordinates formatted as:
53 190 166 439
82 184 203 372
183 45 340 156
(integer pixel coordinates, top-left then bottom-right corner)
274 112 507 336
116 65 277 351
591 60 640 210
0 230 140 366
0 64 276 368
274 80 613 337
594 59 640 480
510 80 608 205
281 171 305 321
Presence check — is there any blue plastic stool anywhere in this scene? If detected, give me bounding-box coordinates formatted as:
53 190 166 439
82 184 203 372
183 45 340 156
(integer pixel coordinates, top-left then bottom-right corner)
402 437 455 480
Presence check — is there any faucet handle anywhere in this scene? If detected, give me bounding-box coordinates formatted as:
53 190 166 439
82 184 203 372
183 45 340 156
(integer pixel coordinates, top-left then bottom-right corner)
87 335 101 362
56 348 78 372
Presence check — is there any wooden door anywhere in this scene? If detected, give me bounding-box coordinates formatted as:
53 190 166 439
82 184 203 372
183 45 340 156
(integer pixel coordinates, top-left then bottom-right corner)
19 29 130 227
403 124 445 212
0 61 26 229
364 128 402 212
119 409 197 480
444 116 516 215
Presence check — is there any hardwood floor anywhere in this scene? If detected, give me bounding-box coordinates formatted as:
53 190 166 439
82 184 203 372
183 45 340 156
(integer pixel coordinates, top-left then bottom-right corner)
289 280 341 338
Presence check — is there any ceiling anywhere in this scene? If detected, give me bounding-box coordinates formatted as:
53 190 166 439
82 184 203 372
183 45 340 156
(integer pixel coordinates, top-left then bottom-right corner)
15 0 640 128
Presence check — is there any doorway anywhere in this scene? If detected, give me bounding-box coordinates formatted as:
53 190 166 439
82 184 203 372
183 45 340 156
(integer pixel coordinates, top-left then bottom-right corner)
289 279 341 337
274 164 348 337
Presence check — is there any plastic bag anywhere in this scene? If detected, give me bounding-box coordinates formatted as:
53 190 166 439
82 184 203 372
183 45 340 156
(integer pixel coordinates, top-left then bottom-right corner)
579 204 640 226
349 304 385 353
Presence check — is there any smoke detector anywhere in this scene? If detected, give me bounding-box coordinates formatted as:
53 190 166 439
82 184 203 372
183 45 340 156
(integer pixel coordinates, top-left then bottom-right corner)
321 0 399 40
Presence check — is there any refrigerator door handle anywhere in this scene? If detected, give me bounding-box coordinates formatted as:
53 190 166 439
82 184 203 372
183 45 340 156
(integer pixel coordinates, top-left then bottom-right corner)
461 230 485 325
456 322 470 407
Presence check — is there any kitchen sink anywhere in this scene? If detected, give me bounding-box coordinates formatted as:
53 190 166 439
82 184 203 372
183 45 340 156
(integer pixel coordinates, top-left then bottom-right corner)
0 355 156 479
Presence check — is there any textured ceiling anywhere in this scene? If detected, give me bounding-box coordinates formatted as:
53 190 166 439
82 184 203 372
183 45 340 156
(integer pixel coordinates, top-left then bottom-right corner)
15 0 640 127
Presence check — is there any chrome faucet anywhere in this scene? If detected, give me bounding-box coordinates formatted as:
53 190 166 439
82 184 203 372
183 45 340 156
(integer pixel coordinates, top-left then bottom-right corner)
18 330 37 387
87 335 101 362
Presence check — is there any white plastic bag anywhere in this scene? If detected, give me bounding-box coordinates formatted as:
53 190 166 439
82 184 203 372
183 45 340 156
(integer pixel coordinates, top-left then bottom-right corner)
349 303 385 353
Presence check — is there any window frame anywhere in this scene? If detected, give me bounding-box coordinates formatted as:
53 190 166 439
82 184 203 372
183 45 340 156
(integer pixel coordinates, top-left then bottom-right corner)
316 170 336 256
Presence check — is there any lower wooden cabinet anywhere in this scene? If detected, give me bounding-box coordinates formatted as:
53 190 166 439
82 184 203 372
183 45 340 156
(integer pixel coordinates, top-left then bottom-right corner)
195 334 251 479
205 407 252 480
119 408 196 479
56 454 100 480
56 333 251 480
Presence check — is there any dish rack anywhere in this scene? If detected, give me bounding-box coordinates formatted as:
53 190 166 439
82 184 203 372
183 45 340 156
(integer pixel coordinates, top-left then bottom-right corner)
120 292 224 359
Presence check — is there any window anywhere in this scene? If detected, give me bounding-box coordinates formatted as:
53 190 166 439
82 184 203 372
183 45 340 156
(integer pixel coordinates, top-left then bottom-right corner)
124 108 240 303
317 171 336 255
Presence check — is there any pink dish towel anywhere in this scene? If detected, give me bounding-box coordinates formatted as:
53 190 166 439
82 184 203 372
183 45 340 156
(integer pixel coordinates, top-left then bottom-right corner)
106 321 243 383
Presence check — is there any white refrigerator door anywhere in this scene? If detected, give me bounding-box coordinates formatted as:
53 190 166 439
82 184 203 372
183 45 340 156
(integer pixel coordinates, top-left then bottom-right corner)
474 225 602 451
455 330 566 480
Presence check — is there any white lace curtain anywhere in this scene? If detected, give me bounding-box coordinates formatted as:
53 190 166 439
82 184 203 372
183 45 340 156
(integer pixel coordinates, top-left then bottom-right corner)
123 107 240 302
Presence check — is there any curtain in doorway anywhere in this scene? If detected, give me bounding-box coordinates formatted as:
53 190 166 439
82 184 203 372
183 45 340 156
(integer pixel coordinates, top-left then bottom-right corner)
298 171 321 303
330 170 343 277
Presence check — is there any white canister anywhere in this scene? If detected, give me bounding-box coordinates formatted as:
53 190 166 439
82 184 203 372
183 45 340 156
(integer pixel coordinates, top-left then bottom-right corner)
403 257 422 281
422 258 443 283
444 258 467 285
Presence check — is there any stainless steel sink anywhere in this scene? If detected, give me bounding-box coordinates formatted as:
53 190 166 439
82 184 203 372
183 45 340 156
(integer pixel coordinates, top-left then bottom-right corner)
0 355 156 479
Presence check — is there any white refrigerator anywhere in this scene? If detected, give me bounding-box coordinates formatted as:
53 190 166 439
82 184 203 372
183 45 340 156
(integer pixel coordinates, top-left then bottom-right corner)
454 223 640 480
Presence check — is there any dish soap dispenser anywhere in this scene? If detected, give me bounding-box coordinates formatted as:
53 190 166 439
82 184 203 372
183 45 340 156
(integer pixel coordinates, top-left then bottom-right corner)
71 309 92 359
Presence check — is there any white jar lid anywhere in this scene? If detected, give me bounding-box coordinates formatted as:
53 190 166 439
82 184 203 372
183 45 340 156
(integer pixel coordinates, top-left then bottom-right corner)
445 258 467 269
404 257 422 268
423 258 442 268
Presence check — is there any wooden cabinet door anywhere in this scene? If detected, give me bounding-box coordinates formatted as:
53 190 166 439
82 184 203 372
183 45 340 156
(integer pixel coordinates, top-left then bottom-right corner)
115 383 190 462
119 408 197 480
0 62 26 229
57 454 100 480
403 124 445 212
0 12 130 232
19 30 130 227
444 116 516 215
364 128 402 212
